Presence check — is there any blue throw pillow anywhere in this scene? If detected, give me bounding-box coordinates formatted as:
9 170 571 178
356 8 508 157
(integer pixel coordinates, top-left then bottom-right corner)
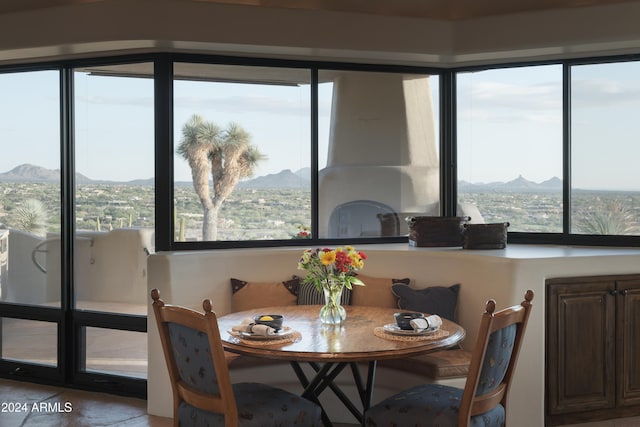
391 283 460 321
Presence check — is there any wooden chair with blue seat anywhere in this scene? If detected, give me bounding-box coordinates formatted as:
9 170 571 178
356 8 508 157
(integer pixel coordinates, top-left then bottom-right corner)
151 289 323 427
365 289 534 427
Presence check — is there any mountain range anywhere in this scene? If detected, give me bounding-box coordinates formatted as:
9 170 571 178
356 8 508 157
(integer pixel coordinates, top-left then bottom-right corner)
459 175 562 192
0 164 94 184
1 163 562 191
237 168 310 189
0 164 312 188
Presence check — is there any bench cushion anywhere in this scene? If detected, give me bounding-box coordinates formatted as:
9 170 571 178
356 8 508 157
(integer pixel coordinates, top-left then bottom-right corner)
391 282 460 321
377 349 471 379
225 352 287 369
230 277 300 312
351 275 410 308
227 349 471 380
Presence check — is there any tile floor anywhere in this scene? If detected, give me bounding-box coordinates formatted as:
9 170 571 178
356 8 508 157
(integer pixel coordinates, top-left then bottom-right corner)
2 378 640 427
561 419 640 427
0 378 170 427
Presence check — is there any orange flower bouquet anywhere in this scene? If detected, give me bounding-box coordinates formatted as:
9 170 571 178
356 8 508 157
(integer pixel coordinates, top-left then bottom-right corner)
298 246 367 324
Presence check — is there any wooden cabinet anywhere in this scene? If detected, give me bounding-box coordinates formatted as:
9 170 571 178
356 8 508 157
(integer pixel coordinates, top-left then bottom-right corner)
617 278 640 408
546 275 640 425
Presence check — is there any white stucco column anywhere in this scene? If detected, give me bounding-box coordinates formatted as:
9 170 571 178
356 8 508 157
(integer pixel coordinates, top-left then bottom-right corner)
319 72 440 236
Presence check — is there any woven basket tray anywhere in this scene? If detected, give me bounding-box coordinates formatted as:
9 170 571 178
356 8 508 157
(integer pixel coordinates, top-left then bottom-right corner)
463 222 510 249
406 216 471 247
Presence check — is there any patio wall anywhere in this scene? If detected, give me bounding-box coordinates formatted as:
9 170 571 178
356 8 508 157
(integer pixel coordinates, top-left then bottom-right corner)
3 228 153 307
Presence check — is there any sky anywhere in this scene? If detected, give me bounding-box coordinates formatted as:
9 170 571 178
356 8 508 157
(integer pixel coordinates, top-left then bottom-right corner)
1 62 640 190
458 61 640 190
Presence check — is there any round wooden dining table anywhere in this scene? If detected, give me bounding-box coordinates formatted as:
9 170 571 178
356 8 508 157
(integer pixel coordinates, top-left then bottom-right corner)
217 305 466 426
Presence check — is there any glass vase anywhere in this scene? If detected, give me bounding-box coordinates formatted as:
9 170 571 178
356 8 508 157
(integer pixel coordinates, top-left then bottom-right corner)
319 282 347 325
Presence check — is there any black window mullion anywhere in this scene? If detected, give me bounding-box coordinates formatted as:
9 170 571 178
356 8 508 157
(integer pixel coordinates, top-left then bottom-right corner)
563 63 572 236
60 66 76 384
155 55 174 251
73 311 147 333
311 68 319 239
440 70 457 217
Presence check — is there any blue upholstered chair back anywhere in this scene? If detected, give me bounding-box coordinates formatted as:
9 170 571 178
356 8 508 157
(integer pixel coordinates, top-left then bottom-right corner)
364 290 533 427
167 322 220 395
476 323 517 396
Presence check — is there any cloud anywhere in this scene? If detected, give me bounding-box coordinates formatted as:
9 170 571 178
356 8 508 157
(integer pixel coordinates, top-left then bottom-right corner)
469 81 560 108
459 75 640 124
458 80 562 124
175 93 309 116
76 95 153 107
571 78 640 109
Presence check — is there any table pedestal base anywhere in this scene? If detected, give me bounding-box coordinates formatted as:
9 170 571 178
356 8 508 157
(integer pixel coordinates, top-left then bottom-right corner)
290 360 377 426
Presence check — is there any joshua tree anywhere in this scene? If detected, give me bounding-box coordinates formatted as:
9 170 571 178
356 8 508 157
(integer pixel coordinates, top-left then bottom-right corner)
177 114 265 240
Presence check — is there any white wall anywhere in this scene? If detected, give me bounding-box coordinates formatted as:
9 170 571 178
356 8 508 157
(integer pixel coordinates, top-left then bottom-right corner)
146 243 640 426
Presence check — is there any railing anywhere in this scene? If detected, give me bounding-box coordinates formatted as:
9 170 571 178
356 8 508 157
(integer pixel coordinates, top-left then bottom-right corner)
31 236 94 274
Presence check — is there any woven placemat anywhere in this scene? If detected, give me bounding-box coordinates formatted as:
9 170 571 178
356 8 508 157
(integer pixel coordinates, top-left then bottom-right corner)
373 327 450 342
227 330 302 346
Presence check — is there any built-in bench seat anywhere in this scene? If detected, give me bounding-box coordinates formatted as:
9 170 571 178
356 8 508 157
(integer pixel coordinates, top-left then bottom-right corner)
223 272 471 382
377 348 472 380
226 348 471 381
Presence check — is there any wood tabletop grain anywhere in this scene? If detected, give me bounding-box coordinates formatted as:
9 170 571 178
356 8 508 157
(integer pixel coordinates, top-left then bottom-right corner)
217 305 466 363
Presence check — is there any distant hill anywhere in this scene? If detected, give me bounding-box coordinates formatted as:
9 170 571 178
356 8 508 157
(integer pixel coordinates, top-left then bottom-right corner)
459 174 563 192
238 169 309 189
0 164 93 183
294 167 310 180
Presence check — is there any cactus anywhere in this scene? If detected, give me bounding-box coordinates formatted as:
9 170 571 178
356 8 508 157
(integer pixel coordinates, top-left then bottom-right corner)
173 206 178 240
11 198 47 236
179 217 186 242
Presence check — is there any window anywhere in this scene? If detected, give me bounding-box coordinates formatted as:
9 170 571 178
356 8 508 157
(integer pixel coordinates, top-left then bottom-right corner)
173 63 311 242
317 70 440 238
0 70 61 306
73 63 154 380
3 51 640 401
74 64 155 316
0 69 62 372
457 65 563 232
82 327 147 378
0 64 150 392
1 319 57 366
570 61 640 236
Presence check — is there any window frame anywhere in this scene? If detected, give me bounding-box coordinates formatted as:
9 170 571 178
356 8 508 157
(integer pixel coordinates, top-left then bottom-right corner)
162 54 446 250
2 52 640 254
2 50 640 400
453 55 640 248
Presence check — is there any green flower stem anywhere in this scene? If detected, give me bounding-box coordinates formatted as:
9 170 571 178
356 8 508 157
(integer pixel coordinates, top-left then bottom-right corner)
319 280 346 325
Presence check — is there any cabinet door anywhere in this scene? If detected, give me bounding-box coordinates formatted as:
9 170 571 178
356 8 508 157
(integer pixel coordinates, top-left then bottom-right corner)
547 281 616 415
617 279 640 407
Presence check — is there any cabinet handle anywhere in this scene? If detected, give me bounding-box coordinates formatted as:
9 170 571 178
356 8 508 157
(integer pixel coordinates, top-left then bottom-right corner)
610 290 618 296
621 289 628 296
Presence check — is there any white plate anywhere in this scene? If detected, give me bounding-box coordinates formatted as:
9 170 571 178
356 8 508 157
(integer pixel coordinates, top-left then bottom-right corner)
232 326 295 340
382 323 440 336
